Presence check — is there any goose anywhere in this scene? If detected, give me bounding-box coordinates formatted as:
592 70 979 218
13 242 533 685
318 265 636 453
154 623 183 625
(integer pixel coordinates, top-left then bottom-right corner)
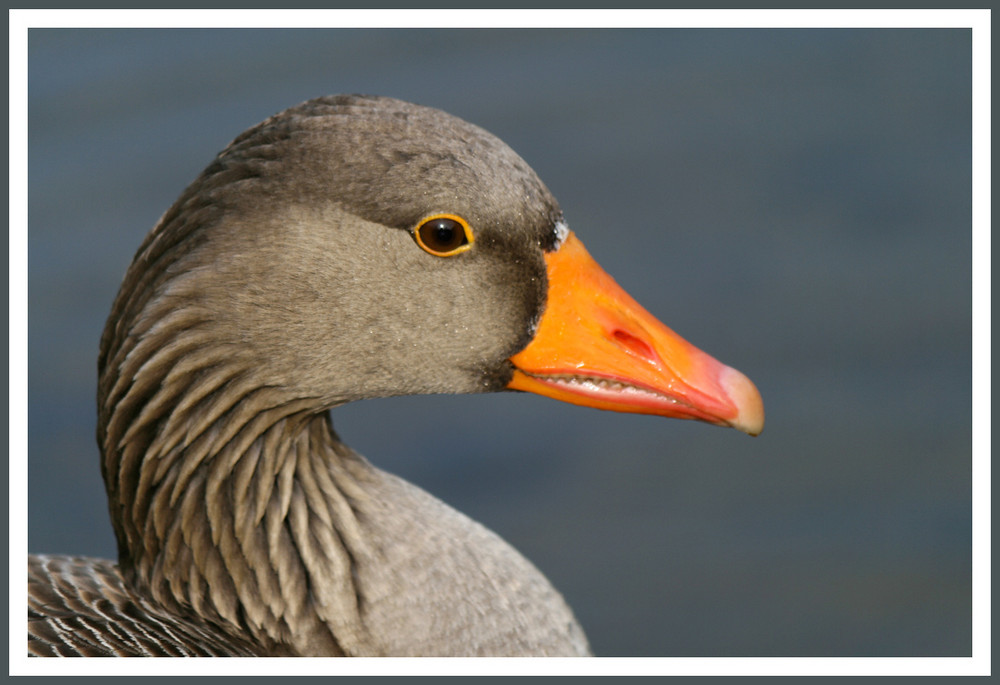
27 94 764 657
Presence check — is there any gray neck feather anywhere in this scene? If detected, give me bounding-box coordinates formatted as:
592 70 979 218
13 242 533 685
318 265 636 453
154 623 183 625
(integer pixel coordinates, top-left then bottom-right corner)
96 268 588 656
98 244 381 657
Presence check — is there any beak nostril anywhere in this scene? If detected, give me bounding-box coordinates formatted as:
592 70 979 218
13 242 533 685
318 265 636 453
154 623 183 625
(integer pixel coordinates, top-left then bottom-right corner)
611 329 658 364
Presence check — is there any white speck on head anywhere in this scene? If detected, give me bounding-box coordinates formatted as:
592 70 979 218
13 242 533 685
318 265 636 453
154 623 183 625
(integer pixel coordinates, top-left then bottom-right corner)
526 311 541 338
553 220 570 250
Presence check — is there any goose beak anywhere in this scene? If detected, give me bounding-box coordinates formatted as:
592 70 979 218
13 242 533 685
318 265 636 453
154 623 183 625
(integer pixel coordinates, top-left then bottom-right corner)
508 232 764 436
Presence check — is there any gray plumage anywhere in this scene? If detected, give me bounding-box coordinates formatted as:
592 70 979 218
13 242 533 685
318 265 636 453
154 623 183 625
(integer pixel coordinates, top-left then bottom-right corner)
28 95 589 656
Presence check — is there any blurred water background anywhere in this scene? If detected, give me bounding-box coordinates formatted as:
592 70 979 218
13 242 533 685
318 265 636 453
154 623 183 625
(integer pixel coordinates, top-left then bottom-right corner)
26 27 972 656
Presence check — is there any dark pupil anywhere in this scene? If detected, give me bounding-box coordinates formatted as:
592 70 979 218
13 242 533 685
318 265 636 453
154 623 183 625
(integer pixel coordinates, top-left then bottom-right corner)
434 222 455 244
422 219 465 251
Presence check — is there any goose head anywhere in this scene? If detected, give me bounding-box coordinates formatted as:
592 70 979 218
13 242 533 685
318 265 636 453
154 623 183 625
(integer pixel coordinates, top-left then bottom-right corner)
100 94 762 434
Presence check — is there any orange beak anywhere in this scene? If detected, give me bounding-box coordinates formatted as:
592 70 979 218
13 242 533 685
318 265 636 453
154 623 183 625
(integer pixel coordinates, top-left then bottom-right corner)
508 231 764 436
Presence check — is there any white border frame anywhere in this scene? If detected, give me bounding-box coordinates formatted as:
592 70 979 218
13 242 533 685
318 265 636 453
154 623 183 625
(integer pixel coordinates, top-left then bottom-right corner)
9 9 990 677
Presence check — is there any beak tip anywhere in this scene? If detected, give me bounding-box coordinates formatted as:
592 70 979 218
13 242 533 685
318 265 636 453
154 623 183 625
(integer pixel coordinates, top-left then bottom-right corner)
719 365 765 436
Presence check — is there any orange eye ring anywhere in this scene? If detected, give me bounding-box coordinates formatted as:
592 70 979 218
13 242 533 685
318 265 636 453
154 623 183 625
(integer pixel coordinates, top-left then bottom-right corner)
413 214 475 257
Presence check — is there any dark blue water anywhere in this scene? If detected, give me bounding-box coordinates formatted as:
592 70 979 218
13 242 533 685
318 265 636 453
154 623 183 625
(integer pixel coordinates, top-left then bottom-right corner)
26 28 972 656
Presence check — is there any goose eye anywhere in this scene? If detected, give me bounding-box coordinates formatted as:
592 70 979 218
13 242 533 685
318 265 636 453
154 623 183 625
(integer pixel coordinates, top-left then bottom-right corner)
414 214 474 256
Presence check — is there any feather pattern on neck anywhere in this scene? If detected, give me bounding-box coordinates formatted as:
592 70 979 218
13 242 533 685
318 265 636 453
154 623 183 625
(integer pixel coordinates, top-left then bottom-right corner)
98 265 384 655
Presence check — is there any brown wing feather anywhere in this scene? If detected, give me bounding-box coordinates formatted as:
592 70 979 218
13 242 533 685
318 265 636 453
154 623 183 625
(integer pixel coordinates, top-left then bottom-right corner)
28 555 262 656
